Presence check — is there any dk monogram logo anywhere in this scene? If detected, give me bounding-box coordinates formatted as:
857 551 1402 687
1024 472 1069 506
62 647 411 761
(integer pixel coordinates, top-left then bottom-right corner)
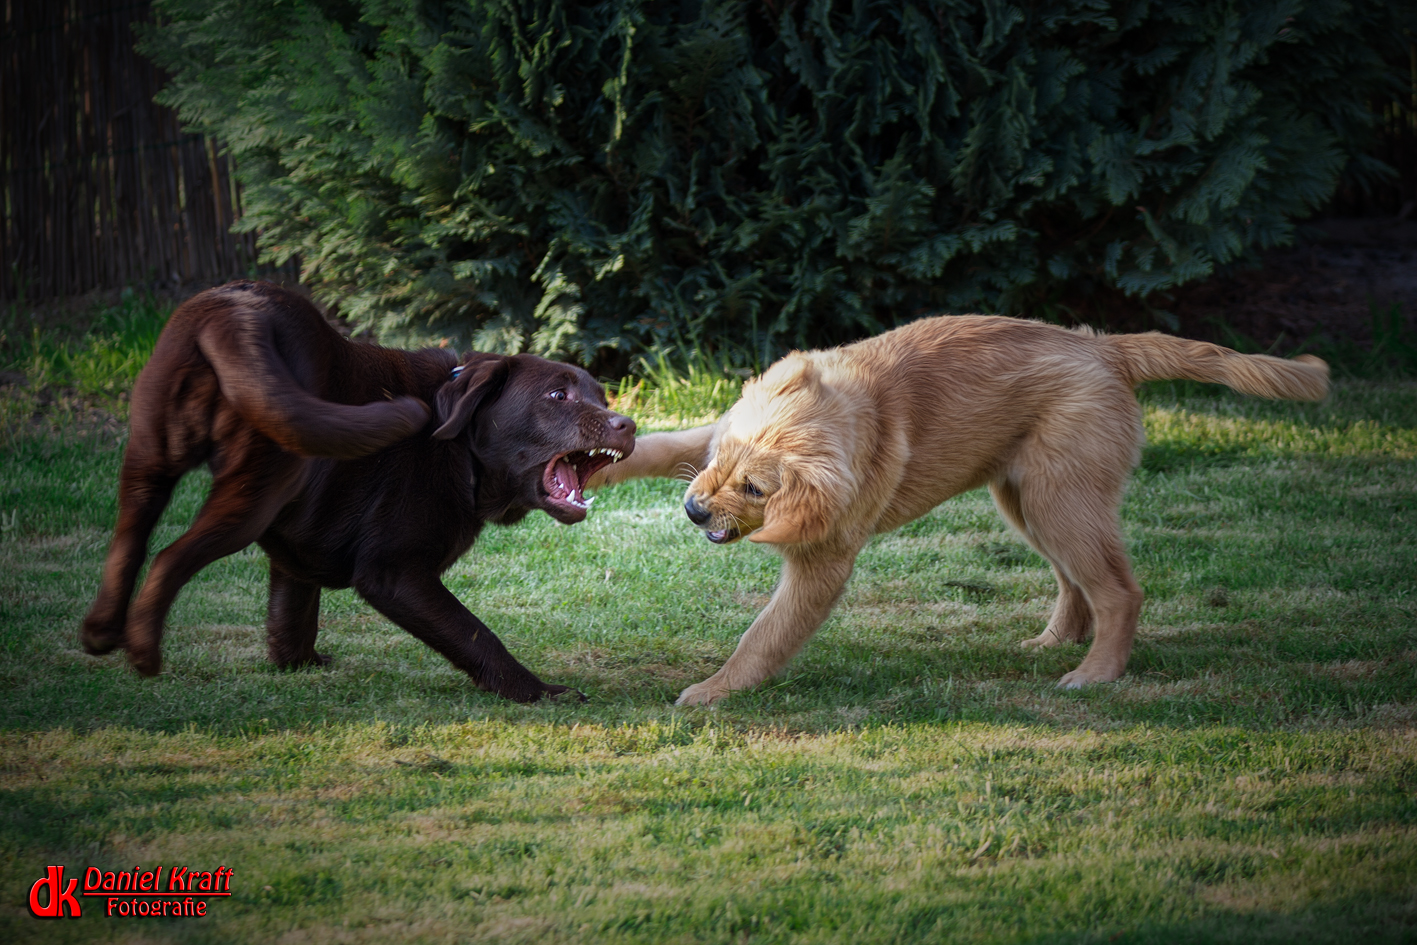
28 866 80 918
27 862 233 919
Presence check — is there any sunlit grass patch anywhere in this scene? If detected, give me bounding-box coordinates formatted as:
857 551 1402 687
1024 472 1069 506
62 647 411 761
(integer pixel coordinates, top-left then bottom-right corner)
608 348 747 431
2 722 1414 942
1138 378 1417 470
0 291 171 447
1144 408 1417 466
1 357 1415 941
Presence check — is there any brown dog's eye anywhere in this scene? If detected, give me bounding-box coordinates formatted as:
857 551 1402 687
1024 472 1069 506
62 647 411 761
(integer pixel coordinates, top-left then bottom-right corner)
547 390 567 401
744 480 763 498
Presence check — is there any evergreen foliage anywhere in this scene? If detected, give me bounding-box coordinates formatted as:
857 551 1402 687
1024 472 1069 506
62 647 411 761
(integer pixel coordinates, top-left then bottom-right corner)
145 0 1413 362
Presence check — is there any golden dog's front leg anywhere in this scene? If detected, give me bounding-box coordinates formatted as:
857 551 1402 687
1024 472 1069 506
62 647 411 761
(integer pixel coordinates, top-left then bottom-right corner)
676 550 857 705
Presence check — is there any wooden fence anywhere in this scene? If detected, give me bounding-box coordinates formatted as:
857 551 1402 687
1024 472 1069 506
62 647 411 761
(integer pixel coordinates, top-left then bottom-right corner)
0 0 290 304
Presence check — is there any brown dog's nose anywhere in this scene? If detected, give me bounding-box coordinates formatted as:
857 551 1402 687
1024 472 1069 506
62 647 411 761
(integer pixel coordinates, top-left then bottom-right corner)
608 413 635 436
684 495 712 525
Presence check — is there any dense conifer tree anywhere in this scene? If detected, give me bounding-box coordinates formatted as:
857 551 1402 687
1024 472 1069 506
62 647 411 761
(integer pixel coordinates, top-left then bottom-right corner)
145 0 1412 362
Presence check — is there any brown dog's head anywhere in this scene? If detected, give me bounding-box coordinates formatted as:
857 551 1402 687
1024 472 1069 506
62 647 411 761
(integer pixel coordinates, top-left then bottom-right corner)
682 354 853 546
433 353 636 523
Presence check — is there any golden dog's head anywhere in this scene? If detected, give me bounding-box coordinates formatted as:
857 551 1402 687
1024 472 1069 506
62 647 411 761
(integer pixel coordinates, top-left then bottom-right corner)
682 355 853 546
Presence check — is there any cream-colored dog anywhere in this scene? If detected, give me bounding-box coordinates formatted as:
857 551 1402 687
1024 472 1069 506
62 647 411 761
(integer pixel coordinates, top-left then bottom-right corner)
593 315 1328 705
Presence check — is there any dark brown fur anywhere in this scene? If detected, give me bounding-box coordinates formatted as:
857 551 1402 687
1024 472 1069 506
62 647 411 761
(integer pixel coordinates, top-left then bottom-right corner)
81 281 634 702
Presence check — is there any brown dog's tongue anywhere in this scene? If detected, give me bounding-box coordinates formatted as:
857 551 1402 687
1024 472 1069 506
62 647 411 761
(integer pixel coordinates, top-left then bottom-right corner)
553 457 579 496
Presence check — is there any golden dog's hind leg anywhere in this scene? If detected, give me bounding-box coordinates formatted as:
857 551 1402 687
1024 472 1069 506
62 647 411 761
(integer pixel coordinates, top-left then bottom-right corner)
988 479 1092 647
1032 575 1093 647
1013 474 1143 688
676 550 857 705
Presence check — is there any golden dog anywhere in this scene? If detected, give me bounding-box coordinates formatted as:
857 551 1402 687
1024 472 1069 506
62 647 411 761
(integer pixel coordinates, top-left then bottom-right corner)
593 316 1328 705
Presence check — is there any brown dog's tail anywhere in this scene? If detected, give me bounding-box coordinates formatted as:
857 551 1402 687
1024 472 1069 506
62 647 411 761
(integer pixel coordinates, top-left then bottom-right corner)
1103 333 1329 401
197 320 430 460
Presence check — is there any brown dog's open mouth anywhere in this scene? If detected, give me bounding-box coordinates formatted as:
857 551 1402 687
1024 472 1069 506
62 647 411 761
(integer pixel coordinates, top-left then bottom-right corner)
542 447 624 519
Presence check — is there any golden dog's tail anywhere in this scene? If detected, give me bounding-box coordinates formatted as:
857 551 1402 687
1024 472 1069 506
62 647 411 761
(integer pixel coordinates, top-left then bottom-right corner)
1104 333 1330 401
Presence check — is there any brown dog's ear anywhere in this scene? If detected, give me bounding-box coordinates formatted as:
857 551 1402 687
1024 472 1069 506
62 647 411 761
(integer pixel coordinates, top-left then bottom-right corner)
749 467 838 545
432 355 510 440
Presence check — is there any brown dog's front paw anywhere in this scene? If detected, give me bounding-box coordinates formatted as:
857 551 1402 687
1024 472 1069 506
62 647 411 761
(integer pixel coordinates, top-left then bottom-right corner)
274 652 333 670
80 619 125 656
538 684 587 703
127 647 162 677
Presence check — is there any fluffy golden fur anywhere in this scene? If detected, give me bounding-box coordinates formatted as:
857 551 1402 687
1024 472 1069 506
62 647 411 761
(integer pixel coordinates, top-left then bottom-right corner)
593 315 1329 705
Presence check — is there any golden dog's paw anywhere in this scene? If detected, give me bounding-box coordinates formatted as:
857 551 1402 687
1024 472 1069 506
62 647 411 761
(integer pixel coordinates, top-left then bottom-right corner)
675 681 729 706
1020 627 1085 649
1056 665 1123 689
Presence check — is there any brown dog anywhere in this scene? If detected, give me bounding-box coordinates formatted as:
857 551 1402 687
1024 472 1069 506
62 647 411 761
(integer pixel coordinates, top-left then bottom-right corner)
593 316 1328 704
81 280 635 701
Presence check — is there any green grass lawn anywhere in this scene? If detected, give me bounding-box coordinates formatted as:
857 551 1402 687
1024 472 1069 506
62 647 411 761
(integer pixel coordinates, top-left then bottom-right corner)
1 373 1415 942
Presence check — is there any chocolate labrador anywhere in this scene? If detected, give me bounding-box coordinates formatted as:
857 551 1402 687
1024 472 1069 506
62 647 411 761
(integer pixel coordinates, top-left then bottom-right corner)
80 280 634 701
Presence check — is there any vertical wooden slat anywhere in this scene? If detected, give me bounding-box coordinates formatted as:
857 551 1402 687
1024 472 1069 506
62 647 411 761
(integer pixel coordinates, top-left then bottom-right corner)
0 0 298 303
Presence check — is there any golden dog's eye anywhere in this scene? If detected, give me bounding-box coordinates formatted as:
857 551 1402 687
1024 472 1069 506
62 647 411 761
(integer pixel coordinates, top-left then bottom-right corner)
744 480 763 498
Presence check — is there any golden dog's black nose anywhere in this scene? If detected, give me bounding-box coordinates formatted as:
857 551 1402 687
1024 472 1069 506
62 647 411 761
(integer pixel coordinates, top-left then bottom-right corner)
684 495 712 525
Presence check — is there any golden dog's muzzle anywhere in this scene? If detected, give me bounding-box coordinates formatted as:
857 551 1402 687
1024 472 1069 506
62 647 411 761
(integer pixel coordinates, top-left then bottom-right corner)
683 494 741 544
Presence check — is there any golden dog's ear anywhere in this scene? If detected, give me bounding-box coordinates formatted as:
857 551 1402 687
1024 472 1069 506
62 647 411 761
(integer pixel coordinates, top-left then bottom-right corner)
759 355 817 396
750 467 837 545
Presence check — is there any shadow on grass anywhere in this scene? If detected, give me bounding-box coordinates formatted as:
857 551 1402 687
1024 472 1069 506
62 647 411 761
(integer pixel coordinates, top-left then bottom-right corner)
0 781 240 850
1019 895 1417 944
4 563 1415 737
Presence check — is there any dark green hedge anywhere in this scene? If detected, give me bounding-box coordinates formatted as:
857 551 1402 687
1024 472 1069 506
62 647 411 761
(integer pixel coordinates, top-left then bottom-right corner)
145 0 1413 364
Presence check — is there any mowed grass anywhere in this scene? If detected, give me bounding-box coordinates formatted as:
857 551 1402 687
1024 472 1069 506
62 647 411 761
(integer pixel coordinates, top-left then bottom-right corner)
1 375 1415 943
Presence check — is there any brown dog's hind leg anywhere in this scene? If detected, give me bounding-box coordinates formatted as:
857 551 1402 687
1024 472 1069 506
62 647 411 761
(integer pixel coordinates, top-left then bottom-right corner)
124 446 304 676
81 467 182 655
266 562 327 669
988 479 1092 648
